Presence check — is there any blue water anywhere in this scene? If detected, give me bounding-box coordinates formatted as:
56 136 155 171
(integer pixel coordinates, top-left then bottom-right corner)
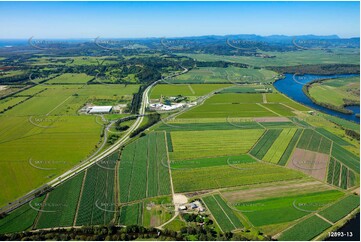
326 213 360 241
274 74 360 124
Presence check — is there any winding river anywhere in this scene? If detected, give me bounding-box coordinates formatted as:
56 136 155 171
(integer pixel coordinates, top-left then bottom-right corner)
274 74 360 124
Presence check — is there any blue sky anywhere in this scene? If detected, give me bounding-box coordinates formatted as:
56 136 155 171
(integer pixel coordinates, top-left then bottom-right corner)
0 1 359 38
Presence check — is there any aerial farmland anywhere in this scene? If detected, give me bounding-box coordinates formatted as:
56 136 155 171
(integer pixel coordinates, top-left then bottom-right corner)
0 1 360 241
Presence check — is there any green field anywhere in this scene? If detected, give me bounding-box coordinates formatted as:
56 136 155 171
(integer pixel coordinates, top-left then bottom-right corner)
278 129 303 166
262 128 297 163
250 129 282 159
169 129 264 160
4 84 138 116
172 161 305 192
331 143 360 173
206 93 263 104
179 48 360 66
75 153 118 226
259 121 296 129
119 132 171 203
30 56 119 66
150 84 232 99
156 121 263 131
176 93 279 119
0 115 102 207
177 103 277 119
167 67 277 84
321 114 360 133
119 202 143 226
318 195 360 223
261 103 295 116
0 196 44 234
1 41 360 240
327 158 358 189
0 96 28 113
170 154 256 169
219 85 272 94
316 128 351 146
279 215 331 241
0 83 139 207
46 73 94 84
203 195 243 232
266 93 310 111
233 190 343 227
308 76 359 107
142 197 173 228
36 172 84 228
296 129 332 154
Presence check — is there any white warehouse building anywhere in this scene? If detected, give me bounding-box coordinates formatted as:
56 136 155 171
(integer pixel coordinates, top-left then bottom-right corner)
88 106 113 114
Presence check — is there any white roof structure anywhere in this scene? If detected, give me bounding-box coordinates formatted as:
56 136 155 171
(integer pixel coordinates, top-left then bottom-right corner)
88 106 112 114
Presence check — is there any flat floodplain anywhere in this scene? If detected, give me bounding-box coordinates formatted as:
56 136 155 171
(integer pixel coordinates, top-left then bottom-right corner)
261 103 296 116
46 73 94 84
308 76 359 107
0 96 28 113
0 115 102 207
265 93 310 111
296 129 331 154
170 154 256 169
118 132 171 203
203 195 243 232
169 129 264 160
262 128 297 163
150 84 232 99
0 83 140 207
250 129 282 160
179 49 360 66
36 172 84 229
172 161 305 192
232 190 344 227
205 93 263 104
75 153 118 226
167 66 277 84
0 196 44 234
318 195 360 223
278 215 332 241
177 103 277 119
156 121 263 131
331 143 360 173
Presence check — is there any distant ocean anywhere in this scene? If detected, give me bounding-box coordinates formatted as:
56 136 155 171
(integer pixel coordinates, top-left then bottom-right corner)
0 40 28 47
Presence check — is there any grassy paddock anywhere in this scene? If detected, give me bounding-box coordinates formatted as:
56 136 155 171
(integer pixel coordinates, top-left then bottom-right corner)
150 84 232 99
234 190 343 227
46 73 94 84
262 128 297 163
318 195 360 223
250 129 282 160
172 162 305 192
0 196 44 234
170 154 256 169
279 215 331 241
170 129 264 160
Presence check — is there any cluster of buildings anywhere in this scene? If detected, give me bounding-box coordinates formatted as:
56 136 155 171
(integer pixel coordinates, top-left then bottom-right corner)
179 200 205 213
149 102 185 111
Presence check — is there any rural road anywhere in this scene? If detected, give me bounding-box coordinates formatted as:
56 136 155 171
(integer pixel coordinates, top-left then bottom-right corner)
0 66 188 215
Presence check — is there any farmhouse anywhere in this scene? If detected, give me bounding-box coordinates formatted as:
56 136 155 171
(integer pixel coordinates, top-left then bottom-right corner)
88 106 113 114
